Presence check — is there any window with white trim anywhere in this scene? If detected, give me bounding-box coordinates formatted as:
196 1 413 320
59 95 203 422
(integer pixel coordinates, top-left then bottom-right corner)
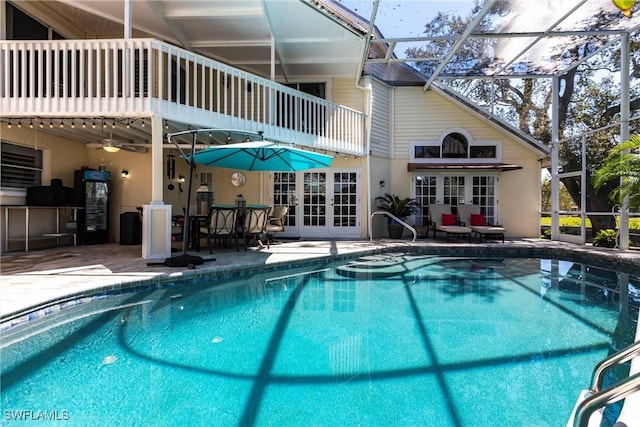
410 129 501 162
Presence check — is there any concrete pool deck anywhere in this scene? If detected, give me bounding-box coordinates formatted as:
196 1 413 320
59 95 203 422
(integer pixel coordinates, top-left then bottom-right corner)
1 237 640 426
1 237 640 320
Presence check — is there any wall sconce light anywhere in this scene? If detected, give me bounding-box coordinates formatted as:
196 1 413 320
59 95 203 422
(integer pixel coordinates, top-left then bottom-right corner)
178 175 186 183
121 170 129 179
166 154 176 180
379 180 386 188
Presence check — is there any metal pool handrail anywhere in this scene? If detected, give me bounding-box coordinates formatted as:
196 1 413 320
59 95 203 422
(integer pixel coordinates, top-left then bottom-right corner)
370 211 417 242
572 340 640 427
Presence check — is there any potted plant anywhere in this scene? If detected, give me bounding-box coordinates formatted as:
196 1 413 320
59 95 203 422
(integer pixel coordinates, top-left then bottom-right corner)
375 193 420 238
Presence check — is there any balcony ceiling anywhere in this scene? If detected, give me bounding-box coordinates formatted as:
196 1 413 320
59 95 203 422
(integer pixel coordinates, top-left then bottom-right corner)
36 0 368 82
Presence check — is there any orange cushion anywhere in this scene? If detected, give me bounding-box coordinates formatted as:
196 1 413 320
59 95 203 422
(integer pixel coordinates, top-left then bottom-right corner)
470 213 486 226
441 213 456 226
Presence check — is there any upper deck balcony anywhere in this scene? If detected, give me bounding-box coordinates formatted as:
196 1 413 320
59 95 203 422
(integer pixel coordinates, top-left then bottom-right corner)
0 38 367 155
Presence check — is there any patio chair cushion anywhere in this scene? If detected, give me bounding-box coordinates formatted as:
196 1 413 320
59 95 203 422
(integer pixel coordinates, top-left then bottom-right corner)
470 213 486 226
442 214 457 226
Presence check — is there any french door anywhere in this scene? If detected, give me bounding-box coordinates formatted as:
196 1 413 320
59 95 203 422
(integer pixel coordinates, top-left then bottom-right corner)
413 173 499 225
272 169 360 238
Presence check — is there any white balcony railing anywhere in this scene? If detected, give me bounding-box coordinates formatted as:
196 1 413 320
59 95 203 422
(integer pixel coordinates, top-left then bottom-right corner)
0 39 366 155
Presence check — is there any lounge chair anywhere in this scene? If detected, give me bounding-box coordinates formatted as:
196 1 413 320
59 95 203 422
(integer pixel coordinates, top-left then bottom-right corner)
428 204 471 242
456 204 505 243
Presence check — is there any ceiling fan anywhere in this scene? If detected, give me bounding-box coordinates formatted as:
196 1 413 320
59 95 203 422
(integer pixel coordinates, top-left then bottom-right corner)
87 131 149 153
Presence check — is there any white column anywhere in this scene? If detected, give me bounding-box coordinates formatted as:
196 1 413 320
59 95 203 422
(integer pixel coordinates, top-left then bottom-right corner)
124 0 132 39
150 115 164 203
141 115 171 260
619 33 630 250
550 77 560 240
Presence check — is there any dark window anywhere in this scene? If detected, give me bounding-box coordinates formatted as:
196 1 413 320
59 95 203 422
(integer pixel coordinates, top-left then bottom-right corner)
6 3 48 40
470 145 497 158
442 133 468 158
277 83 327 133
415 146 440 158
286 83 326 99
6 3 63 40
1 142 43 188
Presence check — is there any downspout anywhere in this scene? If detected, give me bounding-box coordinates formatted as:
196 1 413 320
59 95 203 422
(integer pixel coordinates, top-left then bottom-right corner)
356 4 377 240
359 76 373 239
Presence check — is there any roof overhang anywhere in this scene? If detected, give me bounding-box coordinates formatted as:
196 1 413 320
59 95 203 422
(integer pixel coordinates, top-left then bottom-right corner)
44 0 367 82
407 162 523 172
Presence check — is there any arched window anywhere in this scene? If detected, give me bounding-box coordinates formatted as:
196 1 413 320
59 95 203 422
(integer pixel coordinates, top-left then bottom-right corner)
442 132 468 158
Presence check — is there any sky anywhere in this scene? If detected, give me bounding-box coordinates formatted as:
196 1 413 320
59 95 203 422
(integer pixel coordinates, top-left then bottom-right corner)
336 0 476 39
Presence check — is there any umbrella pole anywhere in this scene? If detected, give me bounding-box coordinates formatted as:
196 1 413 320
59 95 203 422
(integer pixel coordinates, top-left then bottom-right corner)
149 132 215 268
180 133 197 256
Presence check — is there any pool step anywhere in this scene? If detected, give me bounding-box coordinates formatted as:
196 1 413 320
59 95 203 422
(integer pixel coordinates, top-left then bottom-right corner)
335 256 505 279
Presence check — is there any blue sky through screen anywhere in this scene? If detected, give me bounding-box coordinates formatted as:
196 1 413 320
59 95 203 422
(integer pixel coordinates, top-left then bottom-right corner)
336 0 476 60
337 0 476 38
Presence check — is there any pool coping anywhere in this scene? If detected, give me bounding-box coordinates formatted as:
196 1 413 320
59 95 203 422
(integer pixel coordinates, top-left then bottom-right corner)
2 241 638 326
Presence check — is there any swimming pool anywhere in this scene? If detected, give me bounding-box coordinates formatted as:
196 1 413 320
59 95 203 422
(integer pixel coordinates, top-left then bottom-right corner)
1 255 638 426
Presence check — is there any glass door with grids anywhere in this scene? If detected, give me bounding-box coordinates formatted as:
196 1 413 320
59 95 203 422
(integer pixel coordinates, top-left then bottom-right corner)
272 170 360 238
301 171 327 234
331 171 359 237
413 173 499 224
272 172 298 238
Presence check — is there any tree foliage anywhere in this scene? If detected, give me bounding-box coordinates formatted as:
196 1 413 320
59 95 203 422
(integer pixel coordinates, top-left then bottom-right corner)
594 135 640 210
541 177 575 212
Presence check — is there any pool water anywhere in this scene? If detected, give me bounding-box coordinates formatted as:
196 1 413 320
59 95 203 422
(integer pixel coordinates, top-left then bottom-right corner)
1 255 638 426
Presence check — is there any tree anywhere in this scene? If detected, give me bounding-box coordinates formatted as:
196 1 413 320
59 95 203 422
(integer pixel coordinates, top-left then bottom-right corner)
405 1 640 234
540 177 575 212
594 135 640 210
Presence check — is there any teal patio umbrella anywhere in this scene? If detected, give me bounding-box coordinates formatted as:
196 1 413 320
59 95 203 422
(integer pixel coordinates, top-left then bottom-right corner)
153 130 332 268
188 140 333 172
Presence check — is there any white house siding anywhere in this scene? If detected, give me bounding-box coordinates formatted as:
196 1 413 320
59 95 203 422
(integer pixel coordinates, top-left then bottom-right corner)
369 79 391 158
390 87 543 238
370 155 393 238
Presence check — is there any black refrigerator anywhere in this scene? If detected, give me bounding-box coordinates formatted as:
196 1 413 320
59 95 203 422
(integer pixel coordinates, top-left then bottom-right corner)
74 169 110 244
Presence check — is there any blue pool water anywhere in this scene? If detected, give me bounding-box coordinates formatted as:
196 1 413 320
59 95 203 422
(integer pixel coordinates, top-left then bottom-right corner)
1 255 638 426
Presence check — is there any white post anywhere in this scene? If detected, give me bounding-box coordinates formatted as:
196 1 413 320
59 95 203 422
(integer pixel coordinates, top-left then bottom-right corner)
124 0 132 39
551 77 560 240
619 33 630 250
142 115 171 260
580 136 587 243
